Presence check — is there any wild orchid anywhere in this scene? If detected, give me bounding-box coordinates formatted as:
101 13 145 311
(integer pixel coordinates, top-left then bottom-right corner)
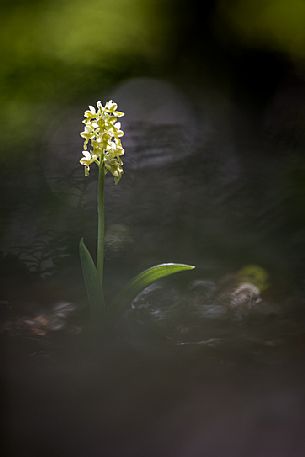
79 100 195 325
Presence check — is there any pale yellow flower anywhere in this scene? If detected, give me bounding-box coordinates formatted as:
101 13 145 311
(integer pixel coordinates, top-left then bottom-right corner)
80 150 99 176
80 100 125 183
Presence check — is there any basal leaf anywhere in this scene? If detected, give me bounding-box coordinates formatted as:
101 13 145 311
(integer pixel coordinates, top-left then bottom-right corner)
115 263 195 313
79 238 100 310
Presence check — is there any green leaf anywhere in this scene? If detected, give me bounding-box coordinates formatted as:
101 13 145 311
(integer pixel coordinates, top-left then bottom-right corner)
115 263 195 313
79 238 100 310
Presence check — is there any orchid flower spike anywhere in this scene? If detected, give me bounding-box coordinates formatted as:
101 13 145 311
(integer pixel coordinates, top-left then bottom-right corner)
80 100 125 183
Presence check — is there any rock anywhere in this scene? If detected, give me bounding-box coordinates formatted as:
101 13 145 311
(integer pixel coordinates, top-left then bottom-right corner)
129 265 271 335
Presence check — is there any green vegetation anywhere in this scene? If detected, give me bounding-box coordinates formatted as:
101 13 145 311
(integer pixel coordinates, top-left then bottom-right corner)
0 0 170 158
78 100 195 327
218 0 305 59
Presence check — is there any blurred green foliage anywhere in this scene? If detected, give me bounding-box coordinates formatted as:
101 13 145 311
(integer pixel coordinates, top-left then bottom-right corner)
218 0 305 58
237 265 269 292
0 0 171 158
1 0 305 163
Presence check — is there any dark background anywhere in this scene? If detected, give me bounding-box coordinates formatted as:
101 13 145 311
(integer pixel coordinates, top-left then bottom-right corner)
1 2 305 456
1 0 304 290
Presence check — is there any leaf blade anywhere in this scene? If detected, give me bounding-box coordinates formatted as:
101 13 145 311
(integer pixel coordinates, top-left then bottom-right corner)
116 263 195 312
79 238 100 310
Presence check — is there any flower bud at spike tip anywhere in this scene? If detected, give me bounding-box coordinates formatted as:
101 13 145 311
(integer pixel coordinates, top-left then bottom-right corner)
80 100 125 183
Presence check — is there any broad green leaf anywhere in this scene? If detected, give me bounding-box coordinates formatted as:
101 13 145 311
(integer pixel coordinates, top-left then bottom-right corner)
79 238 100 310
115 263 195 313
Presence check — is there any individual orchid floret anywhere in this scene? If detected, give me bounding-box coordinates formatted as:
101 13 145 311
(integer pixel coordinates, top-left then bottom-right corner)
80 150 99 176
80 100 125 183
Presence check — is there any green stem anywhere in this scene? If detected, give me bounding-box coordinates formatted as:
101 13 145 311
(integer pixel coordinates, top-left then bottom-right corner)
97 161 105 306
